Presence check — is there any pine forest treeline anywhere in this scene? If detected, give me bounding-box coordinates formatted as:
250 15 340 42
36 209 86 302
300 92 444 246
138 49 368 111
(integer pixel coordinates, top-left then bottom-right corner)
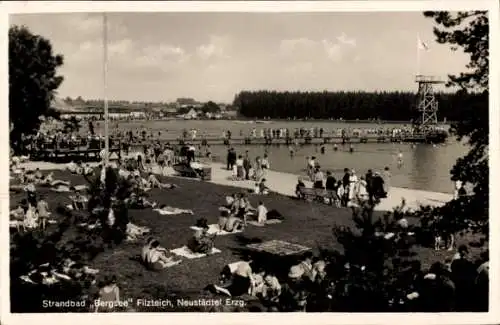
233 90 481 121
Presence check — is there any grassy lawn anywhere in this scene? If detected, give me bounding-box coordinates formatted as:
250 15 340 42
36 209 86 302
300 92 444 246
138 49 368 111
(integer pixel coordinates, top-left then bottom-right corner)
9 170 482 312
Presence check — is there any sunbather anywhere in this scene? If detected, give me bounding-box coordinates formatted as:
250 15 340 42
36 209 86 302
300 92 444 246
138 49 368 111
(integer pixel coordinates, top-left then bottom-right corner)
126 222 150 241
144 240 179 270
126 193 157 209
70 191 89 210
257 179 270 195
40 174 72 189
96 275 120 312
156 204 193 214
146 173 176 189
34 168 44 181
217 210 245 233
24 203 39 229
187 225 217 255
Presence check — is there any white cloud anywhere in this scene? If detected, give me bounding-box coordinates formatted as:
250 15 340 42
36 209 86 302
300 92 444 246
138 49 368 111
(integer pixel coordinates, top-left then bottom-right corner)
336 32 357 47
321 39 343 62
280 35 356 63
196 35 231 60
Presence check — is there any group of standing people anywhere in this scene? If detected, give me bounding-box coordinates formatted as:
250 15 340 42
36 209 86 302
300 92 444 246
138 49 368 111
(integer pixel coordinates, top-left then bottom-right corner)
304 156 392 207
226 148 270 182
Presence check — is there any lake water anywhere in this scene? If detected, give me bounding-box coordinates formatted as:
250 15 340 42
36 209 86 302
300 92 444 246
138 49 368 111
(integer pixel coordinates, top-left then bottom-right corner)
89 120 468 194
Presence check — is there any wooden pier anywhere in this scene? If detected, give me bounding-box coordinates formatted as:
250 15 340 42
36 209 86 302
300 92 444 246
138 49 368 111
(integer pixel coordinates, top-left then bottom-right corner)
135 133 447 146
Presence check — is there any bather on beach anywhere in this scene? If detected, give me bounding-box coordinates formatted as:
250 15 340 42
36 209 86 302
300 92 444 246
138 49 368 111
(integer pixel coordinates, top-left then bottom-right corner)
295 178 306 199
257 178 270 195
142 240 180 270
126 222 150 241
70 191 89 211
126 192 157 209
146 173 177 189
187 225 217 255
156 204 193 215
218 210 245 233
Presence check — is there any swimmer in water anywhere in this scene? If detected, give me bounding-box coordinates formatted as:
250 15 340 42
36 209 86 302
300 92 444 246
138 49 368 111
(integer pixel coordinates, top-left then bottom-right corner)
397 150 403 168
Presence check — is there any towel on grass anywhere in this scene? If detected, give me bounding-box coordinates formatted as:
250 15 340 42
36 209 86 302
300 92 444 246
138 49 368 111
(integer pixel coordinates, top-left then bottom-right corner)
51 187 70 193
154 207 193 215
247 219 283 227
190 224 243 236
74 185 88 191
170 246 221 259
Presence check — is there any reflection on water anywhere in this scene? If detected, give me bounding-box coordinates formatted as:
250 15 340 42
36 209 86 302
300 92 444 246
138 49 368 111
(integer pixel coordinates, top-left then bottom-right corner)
94 120 467 194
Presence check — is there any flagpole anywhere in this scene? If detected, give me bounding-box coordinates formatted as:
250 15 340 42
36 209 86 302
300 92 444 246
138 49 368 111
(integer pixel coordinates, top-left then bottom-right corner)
416 34 421 76
103 13 109 168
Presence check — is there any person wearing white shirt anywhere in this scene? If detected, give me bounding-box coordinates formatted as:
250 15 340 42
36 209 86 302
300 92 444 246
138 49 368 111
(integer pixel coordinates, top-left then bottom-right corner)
257 202 268 224
236 155 244 179
261 155 270 170
453 180 463 199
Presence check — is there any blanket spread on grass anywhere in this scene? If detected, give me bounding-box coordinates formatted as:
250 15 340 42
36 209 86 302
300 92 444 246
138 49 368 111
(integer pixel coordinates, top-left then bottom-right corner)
246 239 311 256
170 246 221 259
190 224 243 235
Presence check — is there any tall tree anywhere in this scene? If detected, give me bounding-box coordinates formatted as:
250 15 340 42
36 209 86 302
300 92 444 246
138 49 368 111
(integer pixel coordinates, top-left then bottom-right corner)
423 11 489 235
9 25 64 152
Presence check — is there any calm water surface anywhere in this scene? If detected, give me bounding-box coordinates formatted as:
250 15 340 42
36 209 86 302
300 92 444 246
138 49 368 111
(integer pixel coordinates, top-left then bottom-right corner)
90 120 467 194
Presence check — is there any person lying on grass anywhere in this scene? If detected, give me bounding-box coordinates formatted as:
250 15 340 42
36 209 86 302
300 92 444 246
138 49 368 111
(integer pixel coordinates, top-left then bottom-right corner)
38 173 73 190
125 192 157 209
126 222 151 241
157 204 193 215
146 172 177 189
133 174 151 192
143 240 180 270
187 224 217 255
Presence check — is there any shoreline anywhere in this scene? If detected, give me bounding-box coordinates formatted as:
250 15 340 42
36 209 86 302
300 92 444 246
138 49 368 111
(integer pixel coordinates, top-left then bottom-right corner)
16 159 453 212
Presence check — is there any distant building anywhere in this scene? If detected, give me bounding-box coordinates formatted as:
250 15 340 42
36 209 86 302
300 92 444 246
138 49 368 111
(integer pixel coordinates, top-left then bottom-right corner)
183 108 198 120
130 111 146 119
163 107 178 115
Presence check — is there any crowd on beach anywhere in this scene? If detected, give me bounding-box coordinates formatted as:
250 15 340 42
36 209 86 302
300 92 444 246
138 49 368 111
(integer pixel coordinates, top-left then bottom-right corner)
9 129 484 312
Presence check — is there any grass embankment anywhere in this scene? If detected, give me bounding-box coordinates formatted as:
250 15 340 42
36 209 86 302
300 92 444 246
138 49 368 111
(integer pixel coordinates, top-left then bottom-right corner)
9 170 479 311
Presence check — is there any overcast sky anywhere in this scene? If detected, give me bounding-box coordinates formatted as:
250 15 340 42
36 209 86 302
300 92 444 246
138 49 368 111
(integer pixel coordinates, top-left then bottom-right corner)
10 12 469 103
